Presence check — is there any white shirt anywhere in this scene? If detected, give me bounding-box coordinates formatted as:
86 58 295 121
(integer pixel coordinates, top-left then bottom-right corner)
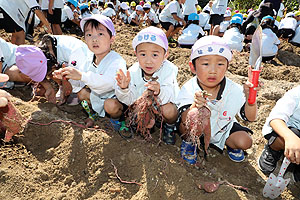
183 0 197 16
41 0 49 10
159 1 182 25
262 85 300 136
144 9 159 23
0 0 40 31
101 7 116 18
61 5 74 22
278 17 297 30
199 12 210 28
290 26 300 44
178 24 205 45
0 38 17 72
261 28 280 57
81 51 126 117
210 0 228 15
219 20 230 32
128 11 140 23
54 35 91 93
115 60 179 106
53 0 64 9
223 27 244 52
176 77 246 150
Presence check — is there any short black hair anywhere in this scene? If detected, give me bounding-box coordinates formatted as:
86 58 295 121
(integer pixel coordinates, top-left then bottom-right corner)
83 19 112 37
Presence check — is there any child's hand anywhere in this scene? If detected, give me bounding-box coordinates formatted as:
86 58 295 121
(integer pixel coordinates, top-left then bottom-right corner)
60 67 82 80
52 68 64 80
0 89 11 107
145 81 160 95
285 134 300 164
0 74 9 82
193 90 207 108
116 69 130 89
44 87 56 104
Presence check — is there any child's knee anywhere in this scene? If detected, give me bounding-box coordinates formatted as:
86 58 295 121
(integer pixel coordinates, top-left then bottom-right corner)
77 88 90 101
104 99 122 114
239 134 253 150
161 103 178 121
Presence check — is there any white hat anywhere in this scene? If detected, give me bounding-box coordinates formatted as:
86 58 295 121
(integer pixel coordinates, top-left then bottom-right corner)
143 3 151 9
191 36 232 61
136 5 143 11
132 26 168 51
120 2 129 10
224 10 231 17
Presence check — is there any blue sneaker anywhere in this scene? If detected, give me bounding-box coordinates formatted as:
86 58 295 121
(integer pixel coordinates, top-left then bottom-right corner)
227 146 245 162
180 140 197 164
110 119 122 131
110 119 132 139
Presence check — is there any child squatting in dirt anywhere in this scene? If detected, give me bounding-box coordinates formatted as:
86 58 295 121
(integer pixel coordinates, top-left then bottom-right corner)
53 14 127 127
176 35 259 164
104 26 179 145
258 86 300 182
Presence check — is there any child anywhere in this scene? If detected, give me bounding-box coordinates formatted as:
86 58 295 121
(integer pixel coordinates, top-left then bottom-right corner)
47 0 64 35
52 14 127 127
159 0 186 42
178 13 205 48
61 0 81 31
222 14 244 52
261 16 280 63
90 0 100 14
79 3 92 19
182 0 198 22
101 2 117 21
38 34 92 105
198 4 212 33
119 2 130 24
212 9 232 36
129 1 137 14
208 0 229 35
128 5 144 26
278 12 297 41
156 1 165 16
143 3 159 26
0 39 56 103
176 35 258 164
104 26 179 145
258 86 300 182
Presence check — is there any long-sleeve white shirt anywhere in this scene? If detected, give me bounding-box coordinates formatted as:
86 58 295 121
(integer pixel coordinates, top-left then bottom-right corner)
262 85 300 136
115 60 179 106
223 27 244 52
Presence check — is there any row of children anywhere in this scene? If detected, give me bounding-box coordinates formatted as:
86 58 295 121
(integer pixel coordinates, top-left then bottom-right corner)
1 13 299 182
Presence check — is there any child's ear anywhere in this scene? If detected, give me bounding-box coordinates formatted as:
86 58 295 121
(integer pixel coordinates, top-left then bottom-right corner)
189 61 196 74
110 36 115 44
164 51 169 59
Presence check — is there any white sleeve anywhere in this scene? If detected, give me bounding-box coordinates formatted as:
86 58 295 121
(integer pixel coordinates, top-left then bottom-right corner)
265 87 300 125
0 47 3 59
115 82 139 106
157 68 178 104
169 2 178 14
66 7 74 20
26 0 40 8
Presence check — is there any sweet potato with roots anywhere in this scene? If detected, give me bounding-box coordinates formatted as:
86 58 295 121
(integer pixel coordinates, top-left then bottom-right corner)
0 101 24 142
185 91 211 155
127 77 163 140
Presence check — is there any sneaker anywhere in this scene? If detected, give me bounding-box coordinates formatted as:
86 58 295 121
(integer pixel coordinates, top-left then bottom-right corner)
258 144 283 175
162 123 176 145
292 164 300 182
180 140 197 164
110 119 132 139
0 81 14 89
227 146 245 162
168 37 177 43
110 118 122 131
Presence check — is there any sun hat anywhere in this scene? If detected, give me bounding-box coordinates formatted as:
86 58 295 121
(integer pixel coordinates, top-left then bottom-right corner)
80 14 116 36
243 13 248 19
120 2 129 10
132 26 168 52
139 1 145 6
230 16 243 24
196 5 201 12
136 5 143 11
79 3 89 11
159 1 165 6
262 15 274 21
130 1 136 6
126 2 130 6
68 0 78 7
294 11 300 17
15 46 47 82
224 10 232 17
143 3 151 9
191 35 232 61
188 13 199 21
286 12 295 17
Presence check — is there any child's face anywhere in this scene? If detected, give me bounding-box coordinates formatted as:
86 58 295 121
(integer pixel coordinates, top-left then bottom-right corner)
131 6 136 10
84 23 114 56
191 55 227 89
135 43 167 76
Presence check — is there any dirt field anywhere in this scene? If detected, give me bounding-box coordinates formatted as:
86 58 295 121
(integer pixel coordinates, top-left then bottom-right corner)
0 25 300 200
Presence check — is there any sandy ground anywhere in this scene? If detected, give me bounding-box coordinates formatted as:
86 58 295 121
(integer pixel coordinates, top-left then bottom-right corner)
0 25 300 200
